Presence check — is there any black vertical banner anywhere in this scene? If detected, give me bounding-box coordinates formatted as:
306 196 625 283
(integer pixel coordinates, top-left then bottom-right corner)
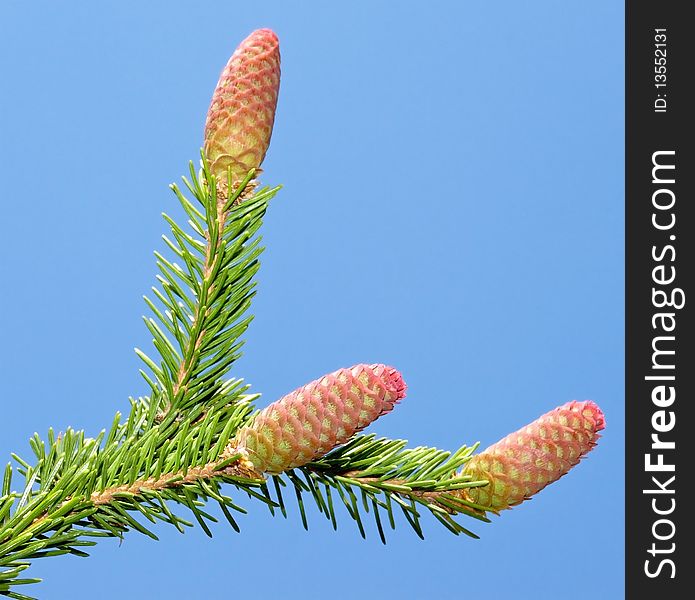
626 1 694 597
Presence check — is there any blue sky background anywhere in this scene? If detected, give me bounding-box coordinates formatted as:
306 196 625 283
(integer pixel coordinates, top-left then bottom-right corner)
0 1 623 598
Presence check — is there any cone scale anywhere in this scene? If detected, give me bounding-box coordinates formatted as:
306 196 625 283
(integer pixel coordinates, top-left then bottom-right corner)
460 400 605 511
235 364 407 474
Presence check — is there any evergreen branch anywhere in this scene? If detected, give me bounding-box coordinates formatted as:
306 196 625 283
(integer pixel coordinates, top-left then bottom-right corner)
0 407 492 597
0 25 607 598
268 434 492 542
3 391 603 598
139 160 280 421
2 27 491 597
0 383 268 596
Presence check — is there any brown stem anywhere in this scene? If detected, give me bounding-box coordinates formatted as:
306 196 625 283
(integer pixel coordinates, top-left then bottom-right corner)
158 193 229 419
340 471 484 516
90 446 261 505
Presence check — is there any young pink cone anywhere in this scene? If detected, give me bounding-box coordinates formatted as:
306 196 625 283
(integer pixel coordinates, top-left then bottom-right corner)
235 364 407 474
459 400 605 511
204 28 280 194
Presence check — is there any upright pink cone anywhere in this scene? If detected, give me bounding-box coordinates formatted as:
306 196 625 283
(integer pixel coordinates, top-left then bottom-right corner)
204 28 280 194
235 364 407 474
459 401 605 511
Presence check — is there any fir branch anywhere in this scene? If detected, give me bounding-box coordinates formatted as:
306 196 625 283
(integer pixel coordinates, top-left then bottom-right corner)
0 28 494 598
288 434 491 541
88 450 258 506
0 24 607 598
0 168 283 596
0 406 491 596
139 161 280 421
0 390 268 596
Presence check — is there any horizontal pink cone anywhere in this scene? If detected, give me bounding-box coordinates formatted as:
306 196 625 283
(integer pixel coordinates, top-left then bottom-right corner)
460 401 605 511
204 28 280 192
235 364 407 474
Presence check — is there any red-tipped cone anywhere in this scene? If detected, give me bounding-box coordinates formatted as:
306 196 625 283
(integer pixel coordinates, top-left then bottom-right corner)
204 28 280 193
460 401 605 511
235 364 407 473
